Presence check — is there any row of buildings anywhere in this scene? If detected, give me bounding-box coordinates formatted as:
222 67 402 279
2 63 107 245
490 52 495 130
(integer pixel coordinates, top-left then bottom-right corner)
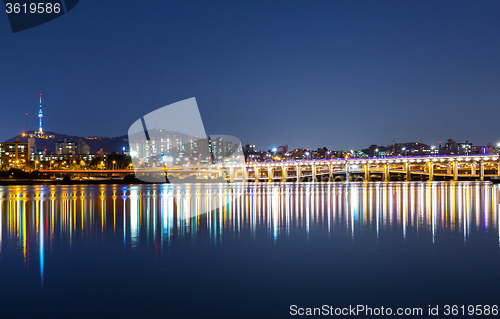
128 129 244 167
242 139 499 163
1 134 497 168
0 138 106 168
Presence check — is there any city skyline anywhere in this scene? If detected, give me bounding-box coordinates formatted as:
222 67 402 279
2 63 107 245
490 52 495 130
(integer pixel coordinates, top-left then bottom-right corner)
1 1 500 150
5 99 500 154
2 2 500 318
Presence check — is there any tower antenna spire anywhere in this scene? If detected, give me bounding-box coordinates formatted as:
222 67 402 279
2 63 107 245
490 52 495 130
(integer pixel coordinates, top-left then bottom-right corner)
38 93 43 135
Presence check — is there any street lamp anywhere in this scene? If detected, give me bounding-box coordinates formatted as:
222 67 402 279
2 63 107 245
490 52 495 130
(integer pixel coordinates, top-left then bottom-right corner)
375 149 379 158
402 147 406 156
35 160 39 170
50 160 54 170
113 160 116 170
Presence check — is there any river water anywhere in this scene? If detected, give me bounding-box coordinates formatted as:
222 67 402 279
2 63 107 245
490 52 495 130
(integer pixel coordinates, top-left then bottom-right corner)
0 182 499 318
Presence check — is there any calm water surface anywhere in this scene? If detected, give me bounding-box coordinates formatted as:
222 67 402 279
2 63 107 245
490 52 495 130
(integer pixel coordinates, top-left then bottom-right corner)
0 182 499 318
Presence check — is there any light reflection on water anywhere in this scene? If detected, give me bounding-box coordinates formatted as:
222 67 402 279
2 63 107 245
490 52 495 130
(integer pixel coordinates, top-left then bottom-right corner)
0 182 499 285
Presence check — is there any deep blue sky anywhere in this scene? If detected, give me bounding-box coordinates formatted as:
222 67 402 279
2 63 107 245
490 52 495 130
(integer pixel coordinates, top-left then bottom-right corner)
1 0 500 150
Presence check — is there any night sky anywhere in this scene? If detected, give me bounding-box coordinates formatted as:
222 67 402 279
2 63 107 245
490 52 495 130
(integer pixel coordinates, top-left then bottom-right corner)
1 0 500 151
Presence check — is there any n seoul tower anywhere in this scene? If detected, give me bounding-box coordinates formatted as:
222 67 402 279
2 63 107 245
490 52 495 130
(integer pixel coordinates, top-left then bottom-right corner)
38 93 43 135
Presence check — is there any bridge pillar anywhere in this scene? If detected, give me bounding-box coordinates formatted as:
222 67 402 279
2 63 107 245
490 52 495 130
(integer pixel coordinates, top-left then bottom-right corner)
384 164 390 182
497 162 500 176
472 163 476 176
229 166 234 182
346 162 352 182
480 160 484 181
453 161 458 181
447 163 452 175
268 166 273 182
242 165 248 182
254 166 259 182
328 164 333 182
364 164 371 182
312 164 317 182
428 162 434 181
282 165 288 182
405 162 412 181
296 165 301 182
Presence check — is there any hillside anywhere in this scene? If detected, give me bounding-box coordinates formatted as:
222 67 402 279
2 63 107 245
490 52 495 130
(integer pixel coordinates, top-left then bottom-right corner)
6 131 128 154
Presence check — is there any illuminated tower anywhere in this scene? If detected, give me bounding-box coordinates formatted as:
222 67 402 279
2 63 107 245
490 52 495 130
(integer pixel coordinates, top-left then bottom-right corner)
38 94 43 134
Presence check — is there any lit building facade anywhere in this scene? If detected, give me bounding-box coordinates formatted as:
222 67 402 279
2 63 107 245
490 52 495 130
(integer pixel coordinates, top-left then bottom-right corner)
0 139 29 167
128 130 241 166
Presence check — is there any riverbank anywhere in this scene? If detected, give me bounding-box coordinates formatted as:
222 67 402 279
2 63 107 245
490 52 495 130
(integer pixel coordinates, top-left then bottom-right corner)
0 177 147 186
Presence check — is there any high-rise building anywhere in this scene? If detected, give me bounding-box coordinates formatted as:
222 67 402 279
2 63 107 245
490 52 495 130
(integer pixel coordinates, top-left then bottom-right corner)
0 138 29 167
38 94 43 134
56 139 77 156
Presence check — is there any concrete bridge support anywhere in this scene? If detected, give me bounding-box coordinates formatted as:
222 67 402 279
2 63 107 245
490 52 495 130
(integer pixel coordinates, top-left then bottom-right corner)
453 161 458 181
364 164 371 182
254 166 259 182
267 167 273 182
282 166 287 182
296 165 301 182
328 164 333 182
480 161 484 181
405 162 412 181
384 164 390 182
428 162 434 181
312 164 317 182
472 163 476 176
242 166 248 182
345 163 352 182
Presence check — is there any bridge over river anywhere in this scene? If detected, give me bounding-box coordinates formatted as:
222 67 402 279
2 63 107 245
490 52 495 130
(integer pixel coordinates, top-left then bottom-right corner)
40 154 500 182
